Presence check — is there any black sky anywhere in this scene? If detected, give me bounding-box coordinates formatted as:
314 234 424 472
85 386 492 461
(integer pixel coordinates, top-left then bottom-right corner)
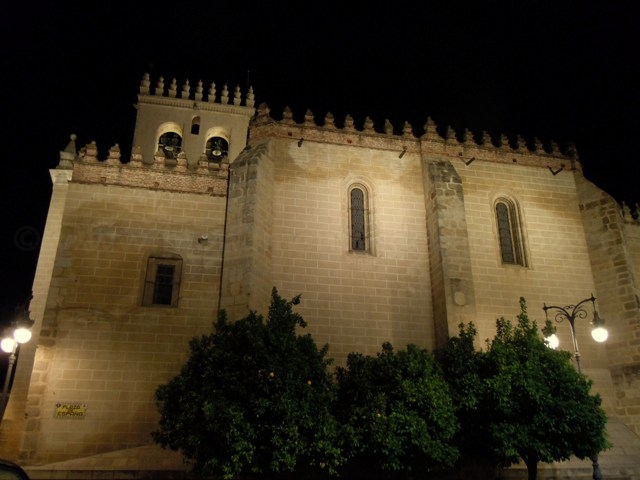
1 1 638 321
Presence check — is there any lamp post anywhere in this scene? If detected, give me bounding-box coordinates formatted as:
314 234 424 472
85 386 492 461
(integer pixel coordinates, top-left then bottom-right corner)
542 294 608 480
0 297 34 426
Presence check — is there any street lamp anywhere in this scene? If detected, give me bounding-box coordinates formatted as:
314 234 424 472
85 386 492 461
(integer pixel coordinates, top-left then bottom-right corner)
542 294 608 374
542 294 608 480
0 297 34 426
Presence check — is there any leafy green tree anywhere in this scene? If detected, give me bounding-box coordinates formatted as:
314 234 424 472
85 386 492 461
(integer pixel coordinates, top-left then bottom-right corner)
443 298 609 480
439 322 496 478
153 288 342 479
335 343 459 479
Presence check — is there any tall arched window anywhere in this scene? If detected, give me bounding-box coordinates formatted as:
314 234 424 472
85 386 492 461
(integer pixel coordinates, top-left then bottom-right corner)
495 198 526 266
349 185 370 252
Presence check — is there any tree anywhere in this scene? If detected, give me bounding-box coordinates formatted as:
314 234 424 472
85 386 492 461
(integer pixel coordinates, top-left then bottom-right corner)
153 288 343 479
335 343 459 479
439 322 496 478
443 298 610 480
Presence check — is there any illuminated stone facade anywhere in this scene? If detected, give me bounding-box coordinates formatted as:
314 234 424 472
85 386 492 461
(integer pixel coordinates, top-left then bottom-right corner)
2 74 639 478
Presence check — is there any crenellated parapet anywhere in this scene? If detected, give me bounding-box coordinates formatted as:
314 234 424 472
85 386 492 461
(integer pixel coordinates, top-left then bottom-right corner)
250 103 424 159
248 103 574 172
56 134 229 196
137 73 255 113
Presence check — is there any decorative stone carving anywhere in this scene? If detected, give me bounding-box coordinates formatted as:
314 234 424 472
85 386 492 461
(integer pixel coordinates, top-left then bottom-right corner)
168 78 178 98
155 76 164 96
534 137 545 154
58 134 77 169
445 125 457 144
363 116 375 133
221 84 229 104
182 79 190 99
343 114 355 131
481 130 492 147
246 86 255 108
463 128 474 146
208 82 216 103
304 109 315 126
423 117 441 142
282 106 295 124
324 112 336 129
83 141 98 163
105 144 121 165
253 103 271 126
195 80 203 101
139 73 150 95
384 119 393 135
402 121 413 138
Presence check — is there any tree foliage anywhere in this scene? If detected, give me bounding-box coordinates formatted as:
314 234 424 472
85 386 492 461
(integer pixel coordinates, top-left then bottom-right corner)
154 291 609 480
439 321 495 474
153 288 342 479
335 343 459 478
441 298 610 480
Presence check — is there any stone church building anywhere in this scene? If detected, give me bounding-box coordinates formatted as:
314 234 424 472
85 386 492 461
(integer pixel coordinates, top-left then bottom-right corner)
2 73 639 478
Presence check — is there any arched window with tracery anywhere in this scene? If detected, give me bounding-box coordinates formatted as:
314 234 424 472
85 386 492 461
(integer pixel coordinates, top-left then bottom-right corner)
349 184 370 252
495 197 527 266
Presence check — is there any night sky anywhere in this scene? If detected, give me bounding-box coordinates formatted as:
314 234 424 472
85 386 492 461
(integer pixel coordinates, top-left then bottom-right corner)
1 1 638 323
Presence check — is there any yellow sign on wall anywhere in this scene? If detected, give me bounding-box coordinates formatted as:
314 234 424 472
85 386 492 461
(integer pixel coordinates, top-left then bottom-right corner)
55 403 87 419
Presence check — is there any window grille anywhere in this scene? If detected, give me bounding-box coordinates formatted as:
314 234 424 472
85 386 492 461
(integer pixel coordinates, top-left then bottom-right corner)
142 255 182 307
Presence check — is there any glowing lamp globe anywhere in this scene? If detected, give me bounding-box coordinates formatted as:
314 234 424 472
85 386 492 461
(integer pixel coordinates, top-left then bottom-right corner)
14 327 32 344
591 327 609 343
1 337 16 353
545 333 560 349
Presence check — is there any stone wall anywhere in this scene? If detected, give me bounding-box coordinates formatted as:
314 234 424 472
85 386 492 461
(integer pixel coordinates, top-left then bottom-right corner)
238 135 436 361
11 169 226 464
219 141 276 320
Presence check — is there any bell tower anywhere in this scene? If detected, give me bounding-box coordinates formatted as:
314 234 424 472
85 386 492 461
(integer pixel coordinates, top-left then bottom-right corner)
133 73 255 167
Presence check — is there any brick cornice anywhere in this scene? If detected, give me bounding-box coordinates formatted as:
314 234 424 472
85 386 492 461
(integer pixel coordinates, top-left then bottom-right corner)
69 161 229 196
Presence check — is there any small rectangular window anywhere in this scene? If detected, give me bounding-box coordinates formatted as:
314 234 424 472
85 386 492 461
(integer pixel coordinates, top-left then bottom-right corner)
143 256 182 307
